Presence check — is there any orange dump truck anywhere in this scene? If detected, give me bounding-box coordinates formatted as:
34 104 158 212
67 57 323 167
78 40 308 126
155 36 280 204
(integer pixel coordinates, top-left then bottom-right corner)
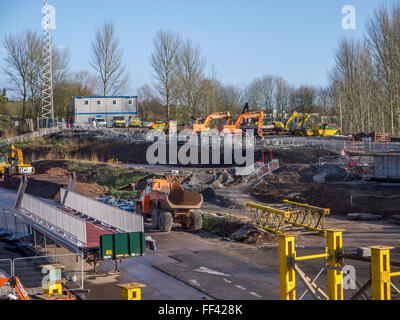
135 178 203 232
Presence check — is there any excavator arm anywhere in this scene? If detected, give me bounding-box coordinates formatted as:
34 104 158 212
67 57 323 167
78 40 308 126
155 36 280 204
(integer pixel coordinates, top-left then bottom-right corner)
0 277 30 300
203 111 231 127
296 114 311 128
192 111 231 132
284 111 299 128
234 111 264 136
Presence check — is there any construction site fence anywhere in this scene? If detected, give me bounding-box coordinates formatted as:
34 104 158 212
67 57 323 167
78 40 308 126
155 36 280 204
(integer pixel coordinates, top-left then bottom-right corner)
0 254 84 296
0 126 65 148
247 200 329 234
259 136 400 152
72 126 147 142
20 194 87 246
60 188 144 233
0 259 13 296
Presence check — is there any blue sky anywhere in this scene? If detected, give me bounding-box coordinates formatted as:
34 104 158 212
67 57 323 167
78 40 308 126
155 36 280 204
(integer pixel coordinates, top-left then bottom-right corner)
0 0 397 96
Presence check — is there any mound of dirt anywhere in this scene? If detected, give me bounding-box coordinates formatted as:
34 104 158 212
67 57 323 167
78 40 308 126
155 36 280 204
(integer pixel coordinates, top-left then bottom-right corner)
203 214 277 246
201 187 240 209
0 175 108 200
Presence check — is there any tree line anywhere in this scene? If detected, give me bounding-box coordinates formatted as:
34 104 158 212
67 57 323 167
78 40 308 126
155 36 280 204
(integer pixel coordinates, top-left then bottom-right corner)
2 2 400 135
329 2 400 136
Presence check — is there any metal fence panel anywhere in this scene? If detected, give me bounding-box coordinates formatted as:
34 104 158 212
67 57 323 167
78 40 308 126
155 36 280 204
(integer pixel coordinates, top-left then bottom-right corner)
0 259 13 297
61 188 143 232
12 254 84 295
20 194 87 244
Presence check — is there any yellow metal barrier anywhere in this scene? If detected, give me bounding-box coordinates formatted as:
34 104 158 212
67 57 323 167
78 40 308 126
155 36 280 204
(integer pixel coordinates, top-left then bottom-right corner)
278 229 344 300
247 200 330 234
247 202 291 234
282 200 330 233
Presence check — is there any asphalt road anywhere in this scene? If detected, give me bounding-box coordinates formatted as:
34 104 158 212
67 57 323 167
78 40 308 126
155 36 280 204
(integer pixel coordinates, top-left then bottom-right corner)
86 228 282 300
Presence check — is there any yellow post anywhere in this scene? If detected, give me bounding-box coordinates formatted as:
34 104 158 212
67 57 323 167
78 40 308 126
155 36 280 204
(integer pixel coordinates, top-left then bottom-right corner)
116 282 147 300
43 282 63 294
326 229 344 300
370 246 393 300
278 233 296 300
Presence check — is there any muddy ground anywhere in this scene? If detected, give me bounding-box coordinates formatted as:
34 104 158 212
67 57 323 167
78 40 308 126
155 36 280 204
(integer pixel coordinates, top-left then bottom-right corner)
9 132 339 166
0 160 108 200
3 133 400 244
250 164 400 218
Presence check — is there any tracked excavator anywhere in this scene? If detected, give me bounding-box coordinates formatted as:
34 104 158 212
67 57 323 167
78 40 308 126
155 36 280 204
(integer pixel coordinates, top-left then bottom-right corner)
191 111 231 133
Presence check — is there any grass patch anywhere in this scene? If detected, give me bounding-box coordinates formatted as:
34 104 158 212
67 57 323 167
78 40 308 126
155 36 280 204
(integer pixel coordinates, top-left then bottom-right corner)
91 166 149 199
65 160 99 173
64 161 150 199
201 214 224 233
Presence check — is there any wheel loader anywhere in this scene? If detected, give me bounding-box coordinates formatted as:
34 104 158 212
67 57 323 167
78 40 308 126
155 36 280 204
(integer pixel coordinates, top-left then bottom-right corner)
135 177 203 232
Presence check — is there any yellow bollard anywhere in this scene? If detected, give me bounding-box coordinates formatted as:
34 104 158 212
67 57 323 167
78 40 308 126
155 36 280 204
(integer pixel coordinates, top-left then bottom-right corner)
116 282 147 300
370 246 393 300
326 229 344 300
278 234 297 300
43 282 62 295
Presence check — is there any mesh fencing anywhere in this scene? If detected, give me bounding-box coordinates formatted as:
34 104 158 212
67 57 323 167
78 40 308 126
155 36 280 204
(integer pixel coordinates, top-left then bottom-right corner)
12 253 83 295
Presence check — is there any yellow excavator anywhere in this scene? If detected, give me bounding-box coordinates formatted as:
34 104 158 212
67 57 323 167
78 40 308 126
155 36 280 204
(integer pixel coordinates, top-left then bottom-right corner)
0 144 35 179
269 111 311 135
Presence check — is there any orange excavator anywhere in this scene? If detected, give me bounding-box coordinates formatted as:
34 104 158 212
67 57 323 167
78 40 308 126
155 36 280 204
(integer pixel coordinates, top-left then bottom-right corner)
220 111 264 137
0 276 30 300
191 111 231 133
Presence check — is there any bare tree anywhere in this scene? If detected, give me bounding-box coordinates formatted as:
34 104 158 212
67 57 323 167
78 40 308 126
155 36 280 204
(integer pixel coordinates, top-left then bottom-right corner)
90 20 129 96
138 84 160 121
293 86 316 113
366 3 400 136
3 31 31 123
150 29 182 122
177 39 206 119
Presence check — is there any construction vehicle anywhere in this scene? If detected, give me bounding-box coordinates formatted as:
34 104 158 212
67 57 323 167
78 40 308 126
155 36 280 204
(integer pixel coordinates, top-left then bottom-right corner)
146 122 168 132
113 116 127 128
129 118 141 127
220 111 264 137
311 123 341 136
135 177 203 232
293 113 311 135
191 111 231 133
264 111 312 135
0 276 30 300
0 144 35 179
